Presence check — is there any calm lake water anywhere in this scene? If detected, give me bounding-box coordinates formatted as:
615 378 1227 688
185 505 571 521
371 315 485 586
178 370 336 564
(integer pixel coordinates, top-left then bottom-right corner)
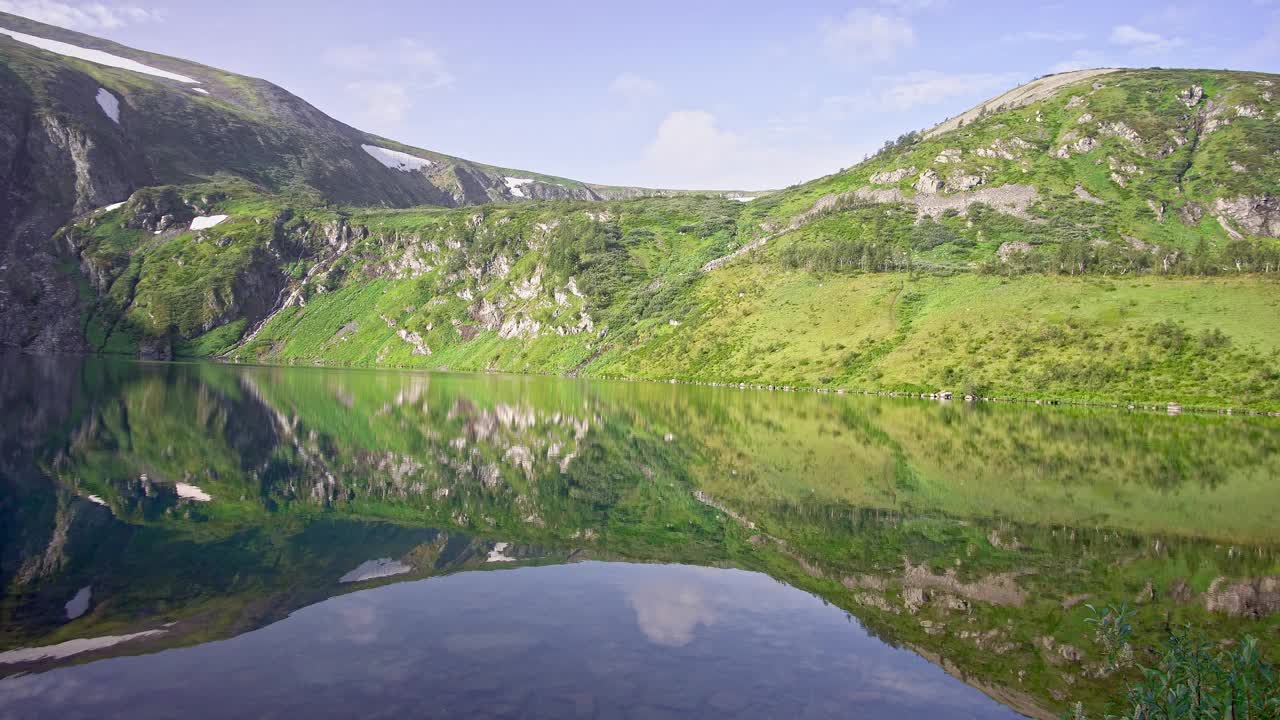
2 355 1278 719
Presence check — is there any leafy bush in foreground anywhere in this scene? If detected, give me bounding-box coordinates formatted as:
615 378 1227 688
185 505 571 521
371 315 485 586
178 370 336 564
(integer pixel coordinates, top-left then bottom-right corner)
1073 604 1279 720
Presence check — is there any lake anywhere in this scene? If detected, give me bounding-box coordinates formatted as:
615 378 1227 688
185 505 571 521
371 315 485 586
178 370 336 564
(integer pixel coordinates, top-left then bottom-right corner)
1 355 1278 719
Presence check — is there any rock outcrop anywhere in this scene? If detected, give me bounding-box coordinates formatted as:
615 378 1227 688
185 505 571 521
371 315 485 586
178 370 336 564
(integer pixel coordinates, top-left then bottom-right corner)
1178 84 1204 108
914 170 944 194
1213 195 1280 237
1204 576 1280 617
870 166 916 185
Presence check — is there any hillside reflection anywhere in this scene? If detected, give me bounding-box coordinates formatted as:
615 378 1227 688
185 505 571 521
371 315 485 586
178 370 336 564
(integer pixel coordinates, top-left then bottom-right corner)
2 356 1277 718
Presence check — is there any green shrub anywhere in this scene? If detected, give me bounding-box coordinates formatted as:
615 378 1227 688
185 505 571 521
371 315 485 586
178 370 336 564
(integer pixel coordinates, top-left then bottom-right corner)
1074 604 1279 720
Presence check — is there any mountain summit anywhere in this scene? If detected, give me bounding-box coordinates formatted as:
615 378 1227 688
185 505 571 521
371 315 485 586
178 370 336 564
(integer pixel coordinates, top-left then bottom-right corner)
2 13 1278 410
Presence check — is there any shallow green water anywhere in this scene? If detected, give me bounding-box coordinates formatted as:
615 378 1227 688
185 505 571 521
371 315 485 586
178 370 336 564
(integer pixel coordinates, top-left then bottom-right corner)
1 356 1277 719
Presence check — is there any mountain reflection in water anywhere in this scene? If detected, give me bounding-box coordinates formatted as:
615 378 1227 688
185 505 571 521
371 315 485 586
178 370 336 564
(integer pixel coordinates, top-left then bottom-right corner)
1 355 1277 719
1 564 1024 719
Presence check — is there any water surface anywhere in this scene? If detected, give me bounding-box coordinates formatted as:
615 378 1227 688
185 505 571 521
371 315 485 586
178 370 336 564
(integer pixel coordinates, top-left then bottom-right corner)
2 356 1277 719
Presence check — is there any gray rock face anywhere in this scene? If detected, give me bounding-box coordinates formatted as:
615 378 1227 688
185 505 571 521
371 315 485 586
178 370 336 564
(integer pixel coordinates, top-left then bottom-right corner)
934 148 962 164
869 166 916 185
998 241 1033 261
975 137 1031 160
852 183 1038 221
1098 121 1144 149
0 67 147 353
1205 576 1280 617
1177 201 1205 226
949 173 983 191
914 169 944 194
1214 195 1280 237
1178 84 1204 108
123 189 196 233
1052 136 1097 159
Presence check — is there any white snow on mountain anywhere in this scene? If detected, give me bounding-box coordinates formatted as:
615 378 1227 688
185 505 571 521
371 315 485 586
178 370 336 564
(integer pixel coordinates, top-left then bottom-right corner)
95 88 119 122
362 144 433 172
0 26 200 83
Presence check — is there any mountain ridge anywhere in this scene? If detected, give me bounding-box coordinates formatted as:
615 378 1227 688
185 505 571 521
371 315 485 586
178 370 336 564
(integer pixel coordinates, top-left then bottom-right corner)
0 12 757 352
2 15 1279 410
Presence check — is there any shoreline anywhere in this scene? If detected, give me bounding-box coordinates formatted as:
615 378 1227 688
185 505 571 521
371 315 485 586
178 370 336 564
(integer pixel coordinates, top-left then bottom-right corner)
11 348 1280 419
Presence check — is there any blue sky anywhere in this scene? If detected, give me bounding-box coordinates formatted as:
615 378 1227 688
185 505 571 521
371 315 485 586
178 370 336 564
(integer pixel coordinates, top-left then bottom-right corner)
3 0 1279 189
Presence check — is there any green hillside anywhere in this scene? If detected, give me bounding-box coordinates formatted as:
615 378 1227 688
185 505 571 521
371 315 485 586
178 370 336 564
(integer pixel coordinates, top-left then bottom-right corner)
9 30 1279 410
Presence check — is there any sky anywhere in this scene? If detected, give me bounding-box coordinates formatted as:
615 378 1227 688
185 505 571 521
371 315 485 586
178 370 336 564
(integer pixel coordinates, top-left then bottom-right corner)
2 0 1279 190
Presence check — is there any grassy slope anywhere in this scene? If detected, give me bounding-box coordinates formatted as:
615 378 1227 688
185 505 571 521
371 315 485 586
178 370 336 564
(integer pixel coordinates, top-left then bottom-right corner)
597 267 1280 407
59 69 1280 409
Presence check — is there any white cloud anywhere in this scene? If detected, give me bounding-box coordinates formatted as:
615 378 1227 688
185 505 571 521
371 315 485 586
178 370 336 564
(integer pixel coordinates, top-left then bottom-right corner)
638 109 865 189
626 581 715 647
822 71 1021 115
1109 24 1184 53
323 39 452 90
1110 25 1162 45
877 0 947 10
609 72 662 103
820 8 915 65
322 38 451 134
342 81 412 131
1002 29 1086 43
0 0 159 30
644 110 740 180
873 70 1022 111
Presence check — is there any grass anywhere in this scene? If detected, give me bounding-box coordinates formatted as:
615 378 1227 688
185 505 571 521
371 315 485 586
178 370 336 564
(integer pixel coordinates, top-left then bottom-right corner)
47 68 1280 410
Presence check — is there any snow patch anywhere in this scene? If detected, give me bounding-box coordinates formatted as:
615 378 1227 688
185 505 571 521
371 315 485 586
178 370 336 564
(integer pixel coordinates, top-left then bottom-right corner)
0 26 200 83
65 586 92 620
339 558 412 583
362 144 433 172
504 177 534 198
99 202 125 213
190 214 228 231
95 88 120 123
86 494 108 506
0 629 166 664
192 88 210 95
175 482 211 501
487 542 516 563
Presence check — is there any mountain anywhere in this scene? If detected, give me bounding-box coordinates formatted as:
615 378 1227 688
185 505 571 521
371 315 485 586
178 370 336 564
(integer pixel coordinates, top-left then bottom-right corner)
0 13 743 351
2 15 1279 409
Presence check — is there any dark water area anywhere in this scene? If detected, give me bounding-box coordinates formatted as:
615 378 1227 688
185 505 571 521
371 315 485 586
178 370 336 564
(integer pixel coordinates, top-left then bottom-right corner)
2 355 1278 719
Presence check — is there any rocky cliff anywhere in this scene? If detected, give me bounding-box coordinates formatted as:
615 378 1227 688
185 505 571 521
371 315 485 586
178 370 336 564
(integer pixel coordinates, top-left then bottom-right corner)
0 12 710 351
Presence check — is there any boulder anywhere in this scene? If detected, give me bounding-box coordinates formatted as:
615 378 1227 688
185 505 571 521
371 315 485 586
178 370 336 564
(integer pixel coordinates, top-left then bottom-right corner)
935 148 962 163
1178 84 1204 108
998 241 1033 261
914 169 944 194
949 174 983 191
